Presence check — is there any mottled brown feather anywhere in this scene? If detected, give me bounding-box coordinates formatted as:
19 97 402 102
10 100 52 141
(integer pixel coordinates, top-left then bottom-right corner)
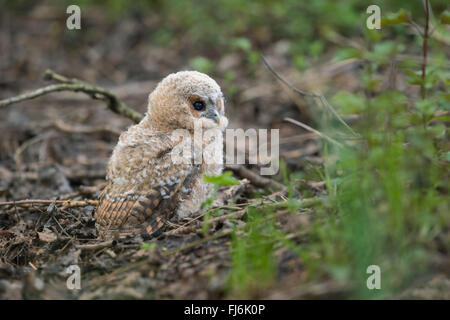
94 71 227 239
95 166 199 239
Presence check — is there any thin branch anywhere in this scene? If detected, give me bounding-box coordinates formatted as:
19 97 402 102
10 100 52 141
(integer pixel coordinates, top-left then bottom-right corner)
0 199 99 211
284 117 344 148
406 2 443 43
261 55 318 98
75 240 115 251
428 23 439 37
164 209 246 236
226 164 286 190
425 0 438 37
407 15 424 37
0 83 85 107
318 95 358 137
14 132 50 164
0 69 144 123
43 69 83 84
261 55 357 137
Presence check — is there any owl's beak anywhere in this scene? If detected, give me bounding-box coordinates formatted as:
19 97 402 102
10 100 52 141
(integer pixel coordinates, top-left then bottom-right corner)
204 109 223 126
207 110 221 124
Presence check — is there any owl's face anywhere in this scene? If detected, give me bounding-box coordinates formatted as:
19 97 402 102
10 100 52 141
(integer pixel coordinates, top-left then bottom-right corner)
147 71 228 132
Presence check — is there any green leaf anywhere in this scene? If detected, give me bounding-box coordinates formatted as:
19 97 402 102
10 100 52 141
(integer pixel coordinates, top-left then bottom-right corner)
416 99 437 116
331 91 366 114
440 10 450 24
189 57 213 74
309 40 324 57
203 171 239 186
140 242 156 250
201 197 213 209
294 55 308 70
230 37 252 52
372 91 408 114
248 51 260 66
333 47 362 61
445 152 450 162
381 9 410 27
286 198 301 212
427 124 446 138
405 70 424 86
365 41 405 65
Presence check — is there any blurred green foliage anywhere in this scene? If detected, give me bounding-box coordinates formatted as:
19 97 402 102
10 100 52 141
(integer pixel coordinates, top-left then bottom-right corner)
302 4 449 298
189 56 214 74
228 207 278 297
6 0 448 64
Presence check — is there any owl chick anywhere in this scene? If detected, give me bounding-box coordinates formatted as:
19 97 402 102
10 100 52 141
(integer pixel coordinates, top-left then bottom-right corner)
95 71 228 239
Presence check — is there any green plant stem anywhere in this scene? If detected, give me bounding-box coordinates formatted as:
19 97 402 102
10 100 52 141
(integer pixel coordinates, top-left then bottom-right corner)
421 0 430 99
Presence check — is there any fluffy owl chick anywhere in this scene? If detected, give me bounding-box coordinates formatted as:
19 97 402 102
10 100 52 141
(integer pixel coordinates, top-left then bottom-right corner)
95 71 228 239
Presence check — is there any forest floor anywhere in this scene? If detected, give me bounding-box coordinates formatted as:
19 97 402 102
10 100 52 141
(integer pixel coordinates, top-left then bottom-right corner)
0 7 330 299
1 5 448 299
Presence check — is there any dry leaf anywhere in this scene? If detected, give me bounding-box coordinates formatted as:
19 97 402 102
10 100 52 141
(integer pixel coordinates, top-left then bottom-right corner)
37 228 57 243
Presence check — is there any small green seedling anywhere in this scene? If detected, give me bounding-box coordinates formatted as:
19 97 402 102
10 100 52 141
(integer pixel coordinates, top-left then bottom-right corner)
200 171 239 234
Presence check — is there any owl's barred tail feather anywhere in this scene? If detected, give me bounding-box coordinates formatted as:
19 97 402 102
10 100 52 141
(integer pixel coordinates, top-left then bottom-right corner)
94 168 199 239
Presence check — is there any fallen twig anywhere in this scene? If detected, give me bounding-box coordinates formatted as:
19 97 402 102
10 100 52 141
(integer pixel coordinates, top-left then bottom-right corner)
75 240 115 251
59 237 75 252
0 199 99 211
164 208 246 236
0 69 144 123
226 164 285 190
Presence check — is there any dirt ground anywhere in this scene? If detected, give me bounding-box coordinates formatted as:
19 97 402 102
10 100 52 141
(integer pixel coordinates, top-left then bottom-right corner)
0 5 335 299
1 4 447 300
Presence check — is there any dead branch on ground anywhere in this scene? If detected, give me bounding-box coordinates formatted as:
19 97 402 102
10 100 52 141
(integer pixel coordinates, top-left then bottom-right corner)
0 199 99 211
0 69 144 123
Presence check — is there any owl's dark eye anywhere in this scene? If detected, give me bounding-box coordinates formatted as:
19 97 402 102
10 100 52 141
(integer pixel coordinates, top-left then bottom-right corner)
193 100 205 111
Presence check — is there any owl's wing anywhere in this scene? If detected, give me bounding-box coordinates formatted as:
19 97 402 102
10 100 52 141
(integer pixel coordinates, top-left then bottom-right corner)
95 133 198 239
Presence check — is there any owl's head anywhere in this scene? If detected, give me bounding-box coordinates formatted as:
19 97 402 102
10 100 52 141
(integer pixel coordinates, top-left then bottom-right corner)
146 71 228 132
